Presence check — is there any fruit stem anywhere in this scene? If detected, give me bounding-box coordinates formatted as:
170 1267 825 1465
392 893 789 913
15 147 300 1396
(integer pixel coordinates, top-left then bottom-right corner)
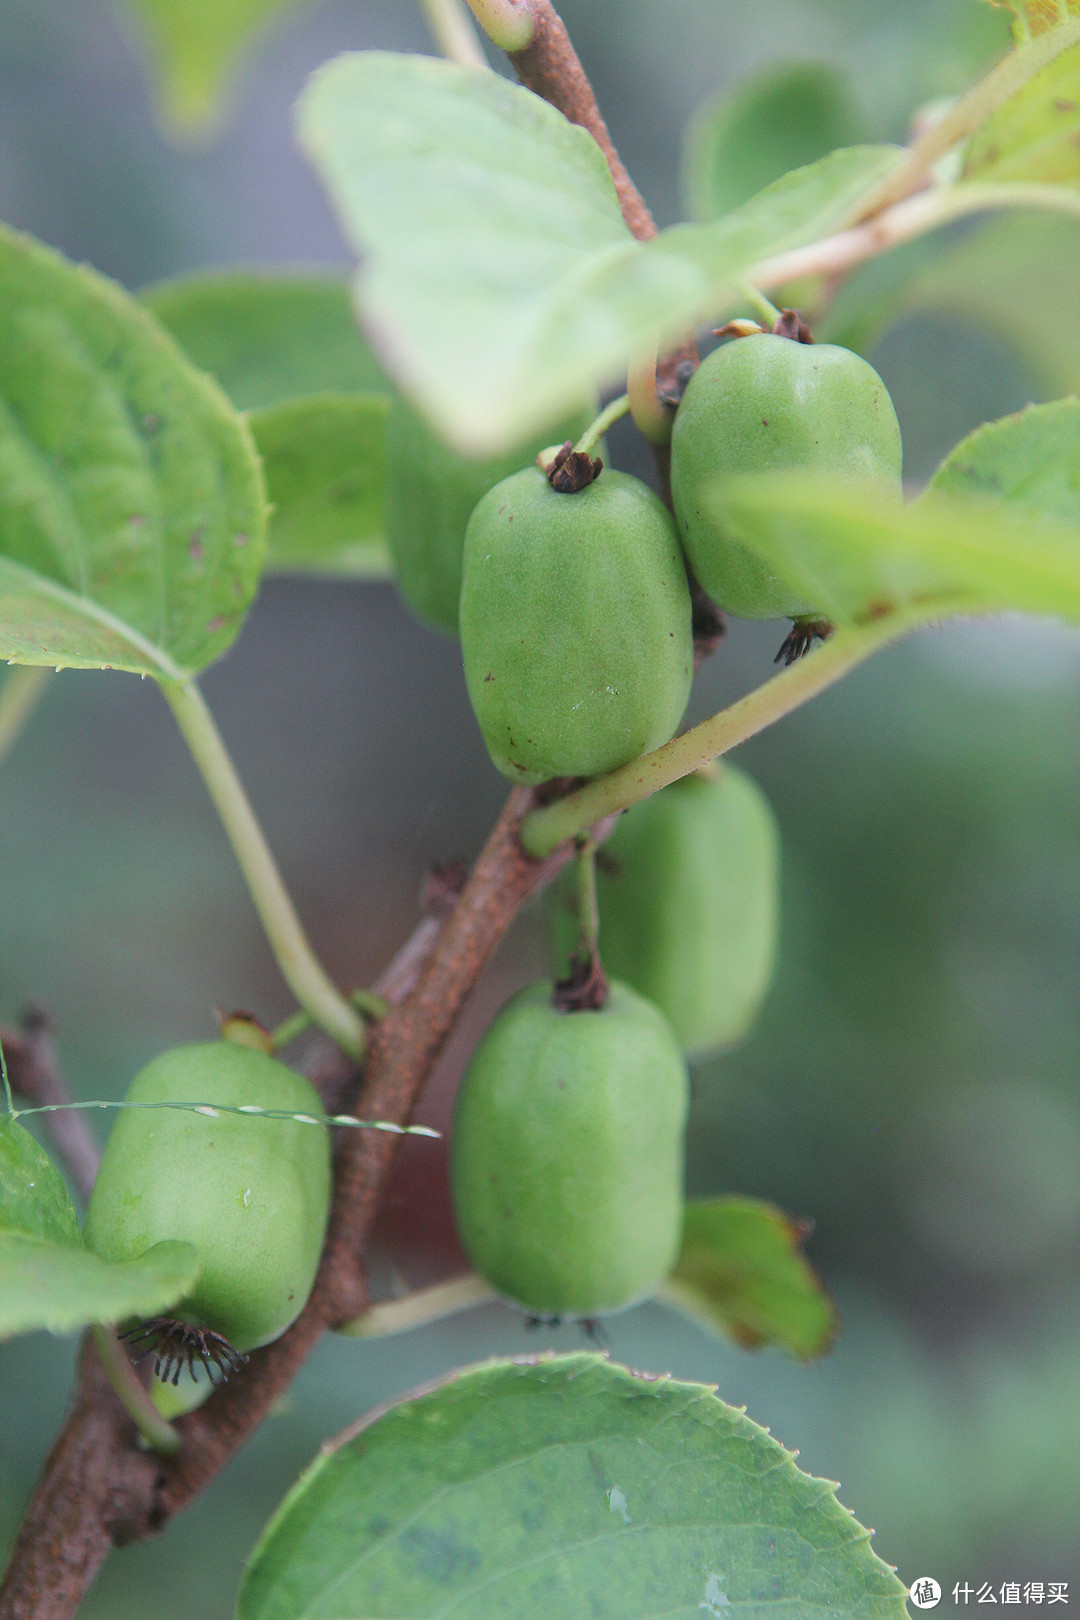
737 281 783 328
90 1325 181 1458
574 394 630 458
417 0 489 67
338 1272 499 1337
575 836 601 961
464 0 534 51
159 679 366 1060
521 602 961 857
0 665 52 770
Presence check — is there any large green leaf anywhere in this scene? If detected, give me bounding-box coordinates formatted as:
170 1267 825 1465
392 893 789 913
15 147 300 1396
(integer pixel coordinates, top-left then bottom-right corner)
239 1353 907 1620
251 394 392 577
964 38 1080 185
715 457 1080 627
682 62 861 223
297 52 902 454
821 211 1080 399
0 226 266 677
118 0 315 129
0 1116 81 1246
143 273 390 412
0 1115 200 1338
661 1197 838 1360
0 1234 199 1339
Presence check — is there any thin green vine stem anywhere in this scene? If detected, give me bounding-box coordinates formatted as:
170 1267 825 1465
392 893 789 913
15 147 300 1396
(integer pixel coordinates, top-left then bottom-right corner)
417 0 489 67
159 679 366 1059
737 282 782 328
521 604 954 857
90 1325 181 1457
574 394 630 458
339 1273 498 1338
0 665 52 769
575 837 600 959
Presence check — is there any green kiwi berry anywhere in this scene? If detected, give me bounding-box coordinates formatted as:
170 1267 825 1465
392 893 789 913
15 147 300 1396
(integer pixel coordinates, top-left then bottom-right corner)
460 467 692 783
450 980 688 1318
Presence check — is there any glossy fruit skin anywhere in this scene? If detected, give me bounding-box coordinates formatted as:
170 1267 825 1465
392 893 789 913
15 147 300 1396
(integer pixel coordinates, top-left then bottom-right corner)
450 981 689 1317
548 767 780 1058
85 1042 331 1352
460 468 693 783
671 334 903 619
385 400 593 633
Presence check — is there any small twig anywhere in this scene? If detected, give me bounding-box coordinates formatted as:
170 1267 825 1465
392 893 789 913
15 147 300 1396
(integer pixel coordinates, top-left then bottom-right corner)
0 666 52 769
846 17 1080 224
339 1273 498 1337
752 181 1080 302
1 1011 100 1203
89 1328 181 1458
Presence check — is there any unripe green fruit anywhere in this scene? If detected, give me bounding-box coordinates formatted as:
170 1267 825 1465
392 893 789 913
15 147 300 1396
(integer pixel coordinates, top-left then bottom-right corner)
85 1042 331 1352
450 981 689 1317
460 468 693 783
385 400 592 633
671 334 903 619
548 766 780 1058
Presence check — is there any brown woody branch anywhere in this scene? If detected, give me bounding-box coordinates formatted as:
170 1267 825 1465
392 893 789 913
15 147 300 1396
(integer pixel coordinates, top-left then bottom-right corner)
0 789 573 1620
509 2 656 243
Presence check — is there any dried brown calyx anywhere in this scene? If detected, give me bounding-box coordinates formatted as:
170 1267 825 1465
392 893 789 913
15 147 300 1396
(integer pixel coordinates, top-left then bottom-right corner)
546 440 603 493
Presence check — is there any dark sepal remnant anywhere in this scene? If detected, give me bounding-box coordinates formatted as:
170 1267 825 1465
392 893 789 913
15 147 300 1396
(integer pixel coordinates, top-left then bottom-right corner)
774 618 834 666
547 440 603 494
121 1317 249 1386
771 308 814 344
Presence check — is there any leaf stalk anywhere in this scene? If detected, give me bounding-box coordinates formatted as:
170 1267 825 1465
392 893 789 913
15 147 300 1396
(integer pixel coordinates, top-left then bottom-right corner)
521 605 943 857
159 679 366 1059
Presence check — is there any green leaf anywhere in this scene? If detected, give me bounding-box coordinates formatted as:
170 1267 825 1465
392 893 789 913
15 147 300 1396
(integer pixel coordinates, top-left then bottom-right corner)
251 393 392 577
239 1353 907 1620
143 272 390 412
928 396 1080 516
0 1234 199 1339
297 51 902 454
964 38 1080 185
821 211 1080 399
0 226 266 677
715 455 1080 626
682 61 862 223
0 1117 81 1246
118 0 314 130
0 1115 200 1339
661 1197 838 1360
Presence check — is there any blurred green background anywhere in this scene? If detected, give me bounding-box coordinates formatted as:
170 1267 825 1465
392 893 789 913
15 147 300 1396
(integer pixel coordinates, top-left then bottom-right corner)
2 0 1079 1613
